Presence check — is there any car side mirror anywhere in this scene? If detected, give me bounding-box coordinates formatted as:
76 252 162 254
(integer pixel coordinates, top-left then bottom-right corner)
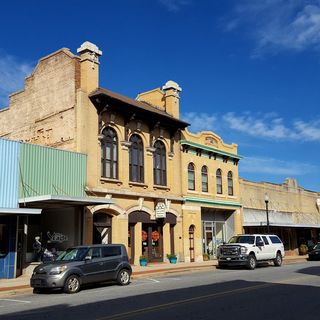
256 241 264 247
84 256 92 261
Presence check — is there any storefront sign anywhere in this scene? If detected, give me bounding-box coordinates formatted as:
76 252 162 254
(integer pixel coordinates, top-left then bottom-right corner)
47 231 68 243
155 201 166 219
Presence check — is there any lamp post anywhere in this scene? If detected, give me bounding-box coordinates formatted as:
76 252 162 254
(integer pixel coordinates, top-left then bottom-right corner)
264 193 270 233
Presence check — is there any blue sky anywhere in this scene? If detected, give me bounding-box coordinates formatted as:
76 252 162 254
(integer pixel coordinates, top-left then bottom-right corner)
1 0 320 191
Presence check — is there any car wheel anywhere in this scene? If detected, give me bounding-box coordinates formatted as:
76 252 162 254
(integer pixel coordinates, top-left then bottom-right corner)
117 269 130 286
64 275 80 294
273 252 282 266
247 254 256 270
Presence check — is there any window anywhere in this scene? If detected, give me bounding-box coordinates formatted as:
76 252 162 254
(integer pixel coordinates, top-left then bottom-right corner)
227 171 233 196
216 169 222 194
102 246 121 257
262 236 269 245
188 163 195 190
153 141 166 186
101 127 118 179
129 134 144 183
201 166 208 192
269 236 282 244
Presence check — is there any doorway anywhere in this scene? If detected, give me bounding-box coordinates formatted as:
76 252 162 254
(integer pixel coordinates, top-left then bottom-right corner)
202 221 225 257
93 212 112 244
141 224 163 262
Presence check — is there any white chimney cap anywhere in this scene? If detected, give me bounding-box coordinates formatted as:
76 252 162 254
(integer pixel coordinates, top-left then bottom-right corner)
162 80 182 92
77 41 102 56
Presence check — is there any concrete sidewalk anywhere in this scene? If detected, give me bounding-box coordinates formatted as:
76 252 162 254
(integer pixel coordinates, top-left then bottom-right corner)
0 255 307 297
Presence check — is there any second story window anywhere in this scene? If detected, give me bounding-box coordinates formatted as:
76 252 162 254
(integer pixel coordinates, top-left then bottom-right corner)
188 163 195 190
216 169 222 194
129 134 144 183
228 171 234 196
201 166 208 192
101 127 118 179
153 140 166 186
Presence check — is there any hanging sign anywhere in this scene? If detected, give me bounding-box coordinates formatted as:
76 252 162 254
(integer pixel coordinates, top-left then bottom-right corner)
155 201 166 219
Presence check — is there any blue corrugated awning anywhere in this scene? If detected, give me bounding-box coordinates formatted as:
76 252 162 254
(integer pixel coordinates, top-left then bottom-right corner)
0 208 42 215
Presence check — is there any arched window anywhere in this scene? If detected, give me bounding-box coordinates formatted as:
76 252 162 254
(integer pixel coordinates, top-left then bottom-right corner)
153 140 166 186
129 134 144 183
228 171 233 196
101 127 118 179
216 169 222 194
188 163 195 190
201 166 208 192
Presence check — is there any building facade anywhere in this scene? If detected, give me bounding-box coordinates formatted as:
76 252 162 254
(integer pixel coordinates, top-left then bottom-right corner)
240 178 320 255
0 41 243 267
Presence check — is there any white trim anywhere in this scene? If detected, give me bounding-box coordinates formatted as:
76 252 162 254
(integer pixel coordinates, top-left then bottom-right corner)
0 208 41 215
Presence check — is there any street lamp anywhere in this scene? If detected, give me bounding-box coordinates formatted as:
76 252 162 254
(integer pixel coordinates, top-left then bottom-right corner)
264 193 270 233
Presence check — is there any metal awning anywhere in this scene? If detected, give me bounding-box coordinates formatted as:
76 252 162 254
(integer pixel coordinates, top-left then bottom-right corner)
18 195 114 209
0 208 42 215
243 208 320 228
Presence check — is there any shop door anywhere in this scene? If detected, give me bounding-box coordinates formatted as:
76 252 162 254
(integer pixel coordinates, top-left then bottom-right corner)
203 222 214 257
142 224 163 262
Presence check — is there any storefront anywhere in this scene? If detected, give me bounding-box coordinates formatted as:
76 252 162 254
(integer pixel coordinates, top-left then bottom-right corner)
0 208 41 278
201 208 235 258
128 211 177 264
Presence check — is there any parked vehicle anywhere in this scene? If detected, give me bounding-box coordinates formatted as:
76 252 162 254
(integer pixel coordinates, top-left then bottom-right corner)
308 243 320 261
217 234 285 270
30 244 132 293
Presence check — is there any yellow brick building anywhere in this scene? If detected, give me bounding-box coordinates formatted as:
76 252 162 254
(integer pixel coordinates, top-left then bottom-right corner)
0 41 242 264
240 178 320 255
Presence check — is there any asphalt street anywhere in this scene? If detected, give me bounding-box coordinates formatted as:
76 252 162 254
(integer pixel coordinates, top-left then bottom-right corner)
1 261 320 320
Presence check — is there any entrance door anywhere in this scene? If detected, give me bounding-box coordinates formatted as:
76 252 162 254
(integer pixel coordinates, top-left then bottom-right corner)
203 221 225 257
142 224 163 262
189 225 195 262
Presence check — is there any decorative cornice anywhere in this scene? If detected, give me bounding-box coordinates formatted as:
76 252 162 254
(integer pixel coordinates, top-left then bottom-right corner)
180 140 242 160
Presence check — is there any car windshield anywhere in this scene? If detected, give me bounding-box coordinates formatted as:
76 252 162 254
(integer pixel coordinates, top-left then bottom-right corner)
228 236 255 244
56 247 88 261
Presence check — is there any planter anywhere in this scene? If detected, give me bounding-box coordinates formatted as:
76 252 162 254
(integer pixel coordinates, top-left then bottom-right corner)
169 257 177 264
203 254 209 261
139 259 147 267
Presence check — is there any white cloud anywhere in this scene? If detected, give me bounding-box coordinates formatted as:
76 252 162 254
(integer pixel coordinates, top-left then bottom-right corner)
223 112 299 140
224 0 320 56
182 111 320 142
181 112 217 133
158 0 191 12
239 156 316 176
0 52 33 108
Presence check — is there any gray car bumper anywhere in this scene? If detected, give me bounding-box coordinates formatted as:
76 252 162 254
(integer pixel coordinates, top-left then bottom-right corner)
30 273 67 289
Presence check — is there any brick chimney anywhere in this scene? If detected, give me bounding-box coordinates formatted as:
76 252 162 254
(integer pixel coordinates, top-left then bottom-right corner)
162 80 182 119
77 41 102 92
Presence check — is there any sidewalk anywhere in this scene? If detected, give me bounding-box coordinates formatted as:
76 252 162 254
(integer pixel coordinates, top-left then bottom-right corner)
0 255 307 297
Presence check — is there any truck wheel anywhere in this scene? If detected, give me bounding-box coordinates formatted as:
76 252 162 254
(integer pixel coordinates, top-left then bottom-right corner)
64 275 80 294
273 252 282 267
117 269 130 286
247 254 256 270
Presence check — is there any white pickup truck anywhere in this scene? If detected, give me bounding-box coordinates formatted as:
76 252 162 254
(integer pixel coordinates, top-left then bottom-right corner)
217 234 285 270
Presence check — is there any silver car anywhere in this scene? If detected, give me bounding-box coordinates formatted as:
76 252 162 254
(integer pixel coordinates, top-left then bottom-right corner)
30 244 132 293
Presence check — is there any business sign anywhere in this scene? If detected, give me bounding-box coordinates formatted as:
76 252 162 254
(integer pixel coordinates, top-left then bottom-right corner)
155 201 166 219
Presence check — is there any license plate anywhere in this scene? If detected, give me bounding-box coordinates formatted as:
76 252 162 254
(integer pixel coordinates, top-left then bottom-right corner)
33 279 42 286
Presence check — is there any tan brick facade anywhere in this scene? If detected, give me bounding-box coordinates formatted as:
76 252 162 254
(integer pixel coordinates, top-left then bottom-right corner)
240 178 320 255
0 41 242 264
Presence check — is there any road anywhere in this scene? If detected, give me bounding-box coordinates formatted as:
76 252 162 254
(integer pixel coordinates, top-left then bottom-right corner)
1 261 320 320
